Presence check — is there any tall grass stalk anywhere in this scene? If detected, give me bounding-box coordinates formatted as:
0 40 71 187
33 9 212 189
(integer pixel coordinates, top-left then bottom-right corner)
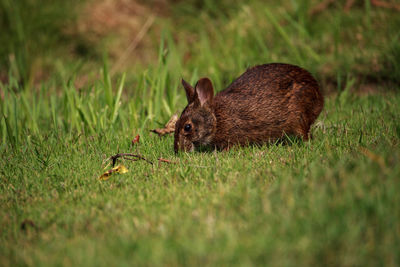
0 34 183 148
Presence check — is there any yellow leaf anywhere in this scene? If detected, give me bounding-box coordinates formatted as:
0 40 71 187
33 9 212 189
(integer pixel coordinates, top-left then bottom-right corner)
98 164 129 180
115 164 129 174
99 171 112 181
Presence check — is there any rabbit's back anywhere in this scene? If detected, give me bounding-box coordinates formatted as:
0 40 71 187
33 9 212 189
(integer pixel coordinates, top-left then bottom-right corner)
212 63 323 148
220 63 318 97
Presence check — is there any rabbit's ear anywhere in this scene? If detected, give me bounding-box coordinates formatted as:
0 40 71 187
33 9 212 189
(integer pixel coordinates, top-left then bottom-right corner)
182 79 195 103
195 78 214 106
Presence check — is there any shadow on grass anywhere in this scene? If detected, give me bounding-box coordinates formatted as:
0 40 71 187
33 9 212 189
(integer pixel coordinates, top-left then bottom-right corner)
184 135 308 154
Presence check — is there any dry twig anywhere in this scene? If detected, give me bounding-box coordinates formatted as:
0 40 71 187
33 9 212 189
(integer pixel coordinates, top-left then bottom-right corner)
158 158 177 164
104 153 153 166
151 114 178 137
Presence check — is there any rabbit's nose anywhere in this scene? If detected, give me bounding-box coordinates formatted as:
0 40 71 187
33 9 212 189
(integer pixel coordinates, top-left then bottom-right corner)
174 135 194 153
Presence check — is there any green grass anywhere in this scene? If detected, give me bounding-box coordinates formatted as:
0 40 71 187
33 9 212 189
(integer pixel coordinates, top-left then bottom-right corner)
1 1 400 266
1 92 399 266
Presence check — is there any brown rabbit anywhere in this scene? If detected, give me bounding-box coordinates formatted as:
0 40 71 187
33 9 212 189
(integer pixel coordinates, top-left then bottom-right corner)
174 63 324 152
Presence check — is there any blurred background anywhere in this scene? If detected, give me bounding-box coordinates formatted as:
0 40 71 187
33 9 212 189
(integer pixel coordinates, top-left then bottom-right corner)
0 0 399 141
1 0 399 90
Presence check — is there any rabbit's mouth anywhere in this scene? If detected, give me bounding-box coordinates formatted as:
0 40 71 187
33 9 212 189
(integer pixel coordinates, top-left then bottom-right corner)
181 142 194 153
185 142 195 152
174 136 194 153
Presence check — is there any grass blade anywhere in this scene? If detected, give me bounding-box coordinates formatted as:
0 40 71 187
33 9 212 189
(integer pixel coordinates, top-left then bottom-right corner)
264 7 303 64
103 55 113 109
3 115 16 149
111 72 126 124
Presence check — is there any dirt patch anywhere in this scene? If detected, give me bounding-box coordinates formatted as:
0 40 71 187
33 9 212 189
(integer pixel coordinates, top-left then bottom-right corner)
70 0 170 68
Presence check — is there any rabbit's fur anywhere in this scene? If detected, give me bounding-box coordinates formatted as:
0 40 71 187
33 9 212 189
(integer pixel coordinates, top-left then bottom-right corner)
174 63 324 152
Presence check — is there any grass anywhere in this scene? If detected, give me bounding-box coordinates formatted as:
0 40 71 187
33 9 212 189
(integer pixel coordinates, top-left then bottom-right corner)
1 92 399 266
1 0 400 266
0 0 81 86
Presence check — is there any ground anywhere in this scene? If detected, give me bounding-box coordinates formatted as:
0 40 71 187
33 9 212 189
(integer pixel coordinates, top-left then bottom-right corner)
1 1 400 266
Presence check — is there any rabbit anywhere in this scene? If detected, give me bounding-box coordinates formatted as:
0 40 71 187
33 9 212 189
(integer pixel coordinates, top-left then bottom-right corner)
174 63 324 153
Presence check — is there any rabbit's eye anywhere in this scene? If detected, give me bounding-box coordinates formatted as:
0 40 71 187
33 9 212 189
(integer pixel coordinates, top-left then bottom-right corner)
184 124 192 132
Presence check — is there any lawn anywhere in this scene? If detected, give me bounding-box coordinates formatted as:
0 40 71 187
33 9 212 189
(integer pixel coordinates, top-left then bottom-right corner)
1 1 400 266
